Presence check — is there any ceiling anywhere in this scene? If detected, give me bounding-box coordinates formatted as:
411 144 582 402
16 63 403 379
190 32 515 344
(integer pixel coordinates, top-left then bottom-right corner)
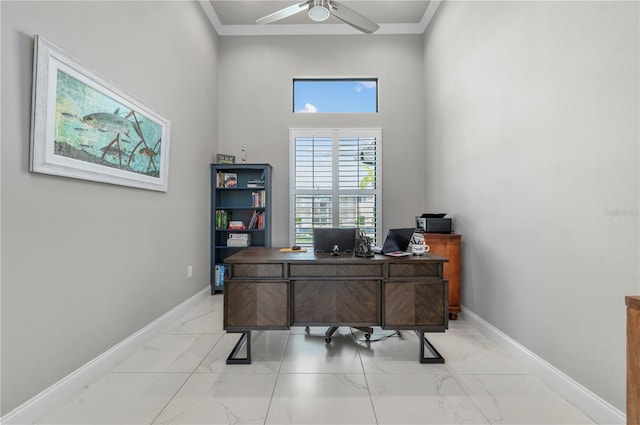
199 0 441 36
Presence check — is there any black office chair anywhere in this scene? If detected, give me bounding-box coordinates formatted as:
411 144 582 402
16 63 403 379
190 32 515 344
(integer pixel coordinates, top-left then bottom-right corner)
324 326 372 343
310 228 371 343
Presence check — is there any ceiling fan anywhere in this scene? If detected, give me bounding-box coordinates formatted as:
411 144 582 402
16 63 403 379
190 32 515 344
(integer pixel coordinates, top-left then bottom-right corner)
255 0 380 34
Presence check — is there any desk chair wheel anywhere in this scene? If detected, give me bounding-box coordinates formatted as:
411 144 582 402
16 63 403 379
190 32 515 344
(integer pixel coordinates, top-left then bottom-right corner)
325 336 332 343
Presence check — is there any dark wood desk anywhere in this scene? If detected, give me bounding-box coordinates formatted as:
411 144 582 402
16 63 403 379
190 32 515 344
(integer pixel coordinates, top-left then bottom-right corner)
222 247 449 364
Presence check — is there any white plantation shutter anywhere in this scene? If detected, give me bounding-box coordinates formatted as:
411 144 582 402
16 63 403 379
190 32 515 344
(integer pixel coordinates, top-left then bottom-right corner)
290 129 382 247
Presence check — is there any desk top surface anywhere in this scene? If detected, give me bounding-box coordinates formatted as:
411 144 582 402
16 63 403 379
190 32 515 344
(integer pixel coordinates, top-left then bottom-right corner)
224 247 448 264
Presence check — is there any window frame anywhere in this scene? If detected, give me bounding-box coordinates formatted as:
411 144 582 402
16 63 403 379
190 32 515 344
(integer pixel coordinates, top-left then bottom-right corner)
289 128 382 247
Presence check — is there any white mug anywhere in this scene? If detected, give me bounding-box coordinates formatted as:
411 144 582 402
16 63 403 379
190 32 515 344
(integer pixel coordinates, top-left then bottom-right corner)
411 243 430 255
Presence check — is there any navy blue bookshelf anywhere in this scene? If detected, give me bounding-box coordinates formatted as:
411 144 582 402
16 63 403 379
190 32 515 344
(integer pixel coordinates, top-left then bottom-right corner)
210 163 272 294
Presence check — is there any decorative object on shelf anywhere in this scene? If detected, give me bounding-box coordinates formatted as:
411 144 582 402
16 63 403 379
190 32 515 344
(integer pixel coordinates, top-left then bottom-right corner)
29 35 171 192
223 172 237 187
217 154 235 164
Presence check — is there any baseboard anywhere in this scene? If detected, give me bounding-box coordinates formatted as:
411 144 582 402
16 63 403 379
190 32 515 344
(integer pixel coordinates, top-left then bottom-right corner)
1 287 211 425
461 306 626 425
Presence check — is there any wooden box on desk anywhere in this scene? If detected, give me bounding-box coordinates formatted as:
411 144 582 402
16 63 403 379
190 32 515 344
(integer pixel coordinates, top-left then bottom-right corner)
420 233 462 320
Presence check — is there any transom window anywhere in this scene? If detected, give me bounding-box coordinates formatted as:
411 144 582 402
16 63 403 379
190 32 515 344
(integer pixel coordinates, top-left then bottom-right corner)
293 79 378 113
289 128 382 248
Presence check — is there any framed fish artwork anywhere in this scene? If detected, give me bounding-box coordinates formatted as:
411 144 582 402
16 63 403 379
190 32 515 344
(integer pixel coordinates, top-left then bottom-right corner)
29 35 171 192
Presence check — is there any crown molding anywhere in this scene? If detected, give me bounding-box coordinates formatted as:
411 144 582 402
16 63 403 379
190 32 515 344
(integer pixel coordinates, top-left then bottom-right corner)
199 0 442 36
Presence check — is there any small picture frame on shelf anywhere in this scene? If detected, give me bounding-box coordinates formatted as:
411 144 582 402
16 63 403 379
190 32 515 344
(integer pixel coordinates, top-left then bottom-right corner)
223 172 237 187
217 154 235 164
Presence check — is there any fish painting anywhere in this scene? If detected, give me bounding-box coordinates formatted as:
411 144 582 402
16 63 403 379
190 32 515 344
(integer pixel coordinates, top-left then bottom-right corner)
82 112 131 136
51 66 167 185
139 147 156 158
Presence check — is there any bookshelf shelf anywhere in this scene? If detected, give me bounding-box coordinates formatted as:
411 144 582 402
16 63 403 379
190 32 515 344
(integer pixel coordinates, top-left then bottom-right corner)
210 163 272 294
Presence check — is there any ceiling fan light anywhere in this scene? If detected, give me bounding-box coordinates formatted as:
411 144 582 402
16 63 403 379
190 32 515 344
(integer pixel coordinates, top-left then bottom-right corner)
308 1 330 21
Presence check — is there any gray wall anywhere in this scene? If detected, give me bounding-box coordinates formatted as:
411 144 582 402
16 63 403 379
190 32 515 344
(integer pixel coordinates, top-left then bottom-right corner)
423 0 639 411
1 1 219 414
2 0 638 417
217 35 427 246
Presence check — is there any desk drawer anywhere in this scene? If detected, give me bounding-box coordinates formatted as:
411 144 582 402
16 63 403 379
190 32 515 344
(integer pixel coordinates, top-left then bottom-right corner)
388 263 440 278
292 280 379 325
289 264 382 278
224 280 289 328
232 263 284 279
382 279 447 329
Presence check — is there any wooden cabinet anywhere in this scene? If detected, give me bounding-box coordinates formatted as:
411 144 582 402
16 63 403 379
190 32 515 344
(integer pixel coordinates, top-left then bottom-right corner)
421 233 461 320
210 163 272 294
627 296 640 424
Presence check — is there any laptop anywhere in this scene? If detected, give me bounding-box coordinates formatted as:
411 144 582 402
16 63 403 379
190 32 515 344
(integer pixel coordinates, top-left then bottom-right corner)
380 228 415 256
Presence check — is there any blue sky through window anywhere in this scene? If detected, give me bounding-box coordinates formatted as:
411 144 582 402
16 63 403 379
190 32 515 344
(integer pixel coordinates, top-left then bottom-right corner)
293 79 377 113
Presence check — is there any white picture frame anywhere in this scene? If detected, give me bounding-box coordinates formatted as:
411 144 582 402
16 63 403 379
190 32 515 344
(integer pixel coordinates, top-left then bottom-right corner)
30 35 171 192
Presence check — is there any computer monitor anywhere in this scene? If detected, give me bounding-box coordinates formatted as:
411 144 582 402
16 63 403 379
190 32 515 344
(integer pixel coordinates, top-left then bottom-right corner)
313 227 358 253
381 228 415 254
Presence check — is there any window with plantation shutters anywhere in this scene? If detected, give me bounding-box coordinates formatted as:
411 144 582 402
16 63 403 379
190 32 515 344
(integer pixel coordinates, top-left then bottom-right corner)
290 128 382 248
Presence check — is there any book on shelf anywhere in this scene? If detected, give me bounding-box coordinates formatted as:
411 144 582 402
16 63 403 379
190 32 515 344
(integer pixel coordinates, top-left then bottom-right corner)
248 210 257 229
227 238 250 247
223 173 238 187
248 211 264 229
229 233 251 241
228 220 245 229
247 178 265 188
228 233 250 247
215 210 231 229
214 264 226 286
251 190 266 207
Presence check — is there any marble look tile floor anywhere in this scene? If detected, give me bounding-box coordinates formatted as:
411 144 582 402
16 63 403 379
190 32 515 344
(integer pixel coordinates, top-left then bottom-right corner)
39 295 596 425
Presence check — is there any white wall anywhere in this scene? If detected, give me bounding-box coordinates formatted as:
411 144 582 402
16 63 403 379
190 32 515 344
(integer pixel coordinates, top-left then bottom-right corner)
217 35 427 246
423 0 639 411
0 1 218 414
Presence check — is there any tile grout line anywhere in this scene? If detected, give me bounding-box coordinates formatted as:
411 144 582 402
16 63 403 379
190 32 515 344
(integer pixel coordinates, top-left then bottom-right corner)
148 309 227 425
358 339 380 425
263 330 292 425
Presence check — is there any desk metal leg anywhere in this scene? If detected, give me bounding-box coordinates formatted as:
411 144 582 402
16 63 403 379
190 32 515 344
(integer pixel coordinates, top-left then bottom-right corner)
416 330 445 364
226 331 251 365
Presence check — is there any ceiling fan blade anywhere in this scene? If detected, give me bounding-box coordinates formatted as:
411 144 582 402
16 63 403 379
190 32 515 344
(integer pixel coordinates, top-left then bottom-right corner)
256 1 311 25
329 0 379 34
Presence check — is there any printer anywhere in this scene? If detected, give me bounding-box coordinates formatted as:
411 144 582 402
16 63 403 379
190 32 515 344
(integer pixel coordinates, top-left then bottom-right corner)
416 213 452 233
